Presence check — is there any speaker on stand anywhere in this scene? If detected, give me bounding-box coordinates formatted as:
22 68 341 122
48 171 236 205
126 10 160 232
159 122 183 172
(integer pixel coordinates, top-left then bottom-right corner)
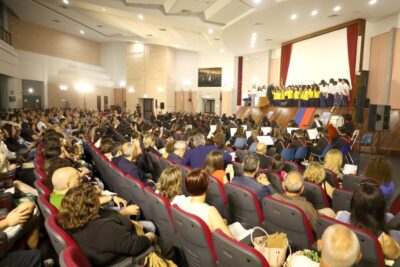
368 104 391 154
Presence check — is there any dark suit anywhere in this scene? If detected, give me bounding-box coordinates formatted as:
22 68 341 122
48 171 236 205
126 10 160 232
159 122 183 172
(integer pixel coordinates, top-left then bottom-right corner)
255 153 272 170
167 153 183 164
114 156 153 187
182 145 232 169
231 175 276 203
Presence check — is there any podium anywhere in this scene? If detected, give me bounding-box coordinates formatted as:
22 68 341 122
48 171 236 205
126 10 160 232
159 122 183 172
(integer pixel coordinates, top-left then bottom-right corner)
256 96 269 107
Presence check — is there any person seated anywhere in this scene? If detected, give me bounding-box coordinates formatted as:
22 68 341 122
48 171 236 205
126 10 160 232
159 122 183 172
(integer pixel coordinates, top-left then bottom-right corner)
275 132 293 154
57 183 168 266
167 140 186 164
143 133 161 156
156 166 186 205
292 130 308 152
110 142 122 160
203 151 233 184
323 149 344 179
304 162 335 199
289 224 361 267
333 126 351 152
231 154 276 202
182 133 230 169
255 143 272 169
0 149 17 173
310 129 332 156
310 114 323 130
270 154 286 179
99 137 114 160
213 133 232 165
336 180 400 260
178 169 233 237
342 114 354 137
364 156 394 200
162 139 175 159
273 171 335 231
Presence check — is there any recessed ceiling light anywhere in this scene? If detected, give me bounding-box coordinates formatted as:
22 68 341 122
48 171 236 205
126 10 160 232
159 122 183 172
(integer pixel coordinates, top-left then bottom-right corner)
253 0 261 4
369 0 377 5
176 44 180 48
102 8 107 12
208 29 214 34
311 10 318 16
28 88 34 93
220 48 224 53
138 14 144 20
252 32 257 37
62 0 69 4
290 14 298 20
333 5 341 12
80 30 85 35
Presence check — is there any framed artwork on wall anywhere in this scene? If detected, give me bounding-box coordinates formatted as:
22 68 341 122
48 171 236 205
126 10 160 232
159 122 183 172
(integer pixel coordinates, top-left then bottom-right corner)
198 67 222 87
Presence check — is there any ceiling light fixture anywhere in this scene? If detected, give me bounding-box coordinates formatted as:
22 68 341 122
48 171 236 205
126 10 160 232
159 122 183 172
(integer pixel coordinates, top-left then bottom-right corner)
290 14 298 20
220 48 224 53
253 0 261 4
208 29 214 34
28 88 34 93
333 5 341 12
176 44 181 48
62 0 69 4
311 10 318 16
252 32 257 37
138 14 144 20
80 30 85 34
102 8 107 12
59 84 68 91
250 44 255 48
369 0 377 5
128 87 135 93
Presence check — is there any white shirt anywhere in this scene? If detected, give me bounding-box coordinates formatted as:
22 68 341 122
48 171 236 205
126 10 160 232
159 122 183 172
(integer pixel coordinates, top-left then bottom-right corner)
179 197 212 227
37 121 47 131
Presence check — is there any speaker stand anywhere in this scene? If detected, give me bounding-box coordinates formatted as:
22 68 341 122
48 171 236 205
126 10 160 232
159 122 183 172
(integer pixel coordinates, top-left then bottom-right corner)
375 131 381 154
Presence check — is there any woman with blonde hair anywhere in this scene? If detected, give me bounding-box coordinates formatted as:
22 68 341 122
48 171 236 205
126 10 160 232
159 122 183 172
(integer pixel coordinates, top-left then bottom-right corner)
143 133 160 156
323 149 343 178
157 166 186 205
304 161 335 198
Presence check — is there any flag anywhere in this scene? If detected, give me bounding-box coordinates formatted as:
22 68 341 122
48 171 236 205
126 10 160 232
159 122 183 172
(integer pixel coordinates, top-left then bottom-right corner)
295 108 316 128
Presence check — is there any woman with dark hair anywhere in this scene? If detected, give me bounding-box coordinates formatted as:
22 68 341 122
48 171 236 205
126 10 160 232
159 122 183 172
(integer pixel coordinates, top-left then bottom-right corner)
2 124 29 153
179 169 233 237
364 156 395 199
203 151 232 184
99 137 114 160
271 154 286 179
336 180 400 260
57 183 158 266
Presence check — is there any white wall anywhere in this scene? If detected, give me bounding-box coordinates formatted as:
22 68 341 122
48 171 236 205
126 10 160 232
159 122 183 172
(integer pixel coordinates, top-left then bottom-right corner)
100 42 127 87
286 28 351 85
363 13 400 70
175 50 198 91
242 51 270 92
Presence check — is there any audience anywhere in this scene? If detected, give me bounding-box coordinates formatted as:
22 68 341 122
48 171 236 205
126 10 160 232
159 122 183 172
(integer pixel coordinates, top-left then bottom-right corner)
364 156 394 199
255 143 272 169
167 140 186 164
203 151 232 184
156 166 186 205
323 149 343 179
303 161 335 199
231 154 276 202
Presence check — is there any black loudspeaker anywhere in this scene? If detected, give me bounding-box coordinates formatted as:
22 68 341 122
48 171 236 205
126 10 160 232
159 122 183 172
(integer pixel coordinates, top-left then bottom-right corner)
355 85 367 123
160 102 165 110
155 99 158 109
368 104 391 131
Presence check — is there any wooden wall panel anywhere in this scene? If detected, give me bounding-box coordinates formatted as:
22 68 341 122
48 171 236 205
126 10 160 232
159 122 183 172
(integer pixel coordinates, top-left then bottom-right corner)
390 29 400 109
268 58 280 85
9 15 100 65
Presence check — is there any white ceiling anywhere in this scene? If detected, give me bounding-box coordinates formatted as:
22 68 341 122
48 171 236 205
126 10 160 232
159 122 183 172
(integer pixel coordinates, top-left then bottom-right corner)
4 0 400 55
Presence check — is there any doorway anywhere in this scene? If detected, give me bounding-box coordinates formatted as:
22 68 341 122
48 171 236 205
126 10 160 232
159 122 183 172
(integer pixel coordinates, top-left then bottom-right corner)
97 95 101 111
203 99 215 113
140 98 154 120
23 95 42 108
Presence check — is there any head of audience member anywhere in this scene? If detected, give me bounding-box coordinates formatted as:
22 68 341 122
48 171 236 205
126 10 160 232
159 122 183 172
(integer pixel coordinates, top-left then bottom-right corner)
173 140 187 158
0 150 10 173
52 167 81 194
121 142 140 162
165 139 176 155
314 114 320 120
157 166 183 202
323 149 343 175
304 162 326 185
242 154 260 178
234 127 246 138
46 158 74 189
99 138 114 154
191 133 205 148
185 169 209 198
350 179 387 236
57 183 100 231
282 171 304 196
143 133 156 150
44 146 62 160
110 142 122 158
271 154 285 173
256 143 267 156
2 124 16 138
318 224 361 267
320 129 329 138
364 156 392 186
204 151 224 175
213 133 226 150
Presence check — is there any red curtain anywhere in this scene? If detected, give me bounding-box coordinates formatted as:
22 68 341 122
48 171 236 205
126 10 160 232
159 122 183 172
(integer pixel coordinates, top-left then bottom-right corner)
236 56 243 105
347 24 358 87
280 44 292 86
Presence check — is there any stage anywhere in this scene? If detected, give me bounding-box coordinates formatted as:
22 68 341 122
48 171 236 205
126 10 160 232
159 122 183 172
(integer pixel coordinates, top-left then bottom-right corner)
236 105 400 155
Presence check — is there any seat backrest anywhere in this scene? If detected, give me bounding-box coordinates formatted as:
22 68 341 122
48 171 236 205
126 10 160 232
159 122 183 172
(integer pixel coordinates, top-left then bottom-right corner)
232 161 244 177
390 193 400 215
206 176 229 219
332 188 353 212
34 179 52 196
324 169 339 188
248 142 257 153
176 164 191 196
315 216 385 267
38 195 58 220
224 183 264 228
143 188 179 247
262 197 315 250
280 148 294 161
158 157 172 171
60 246 92 267
121 175 152 220
342 174 365 191
45 214 77 255
360 133 373 145
294 147 308 160
284 161 301 173
301 181 330 210
235 150 249 163
233 138 247 149
171 205 217 267
263 170 283 194
212 229 270 267
33 168 46 180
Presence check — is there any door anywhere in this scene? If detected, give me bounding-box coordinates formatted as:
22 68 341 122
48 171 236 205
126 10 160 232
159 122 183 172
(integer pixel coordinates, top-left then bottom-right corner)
23 95 42 108
203 99 215 113
141 98 154 120
104 96 108 110
97 95 101 111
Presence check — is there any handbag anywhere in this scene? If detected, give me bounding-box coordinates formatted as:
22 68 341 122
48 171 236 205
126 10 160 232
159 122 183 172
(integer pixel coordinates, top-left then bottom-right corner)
251 227 291 267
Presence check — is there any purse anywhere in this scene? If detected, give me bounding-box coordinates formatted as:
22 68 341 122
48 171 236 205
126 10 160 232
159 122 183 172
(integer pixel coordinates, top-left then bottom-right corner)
251 227 291 267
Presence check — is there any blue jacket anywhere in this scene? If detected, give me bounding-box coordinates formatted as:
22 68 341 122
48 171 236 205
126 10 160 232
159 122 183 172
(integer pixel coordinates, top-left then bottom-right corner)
231 175 277 203
167 153 183 164
113 156 153 187
181 145 232 169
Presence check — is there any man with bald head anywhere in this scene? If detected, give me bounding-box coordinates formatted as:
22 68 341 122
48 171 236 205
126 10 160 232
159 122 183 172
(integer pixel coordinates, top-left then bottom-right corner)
255 143 272 169
289 224 362 267
273 171 334 230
